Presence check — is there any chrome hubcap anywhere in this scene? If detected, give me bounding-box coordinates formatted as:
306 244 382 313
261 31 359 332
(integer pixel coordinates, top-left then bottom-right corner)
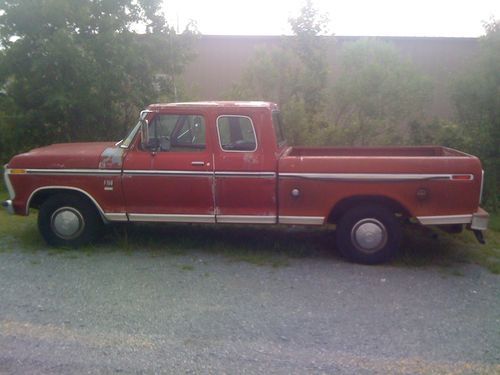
50 207 85 240
351 218 387 253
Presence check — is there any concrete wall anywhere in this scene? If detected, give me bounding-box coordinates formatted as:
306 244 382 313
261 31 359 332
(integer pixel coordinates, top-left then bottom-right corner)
181 35 479 119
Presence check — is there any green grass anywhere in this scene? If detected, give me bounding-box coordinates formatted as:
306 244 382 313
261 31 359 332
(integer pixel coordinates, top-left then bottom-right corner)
177 264 194 271
103 222 329 266
398 217 500 274
0 188 498 273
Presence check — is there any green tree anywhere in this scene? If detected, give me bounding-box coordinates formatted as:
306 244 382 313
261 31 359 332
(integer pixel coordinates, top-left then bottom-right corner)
0 0 195 162
229 0 332 144
231 2 431 147
321 38 431 146
452 19 500 210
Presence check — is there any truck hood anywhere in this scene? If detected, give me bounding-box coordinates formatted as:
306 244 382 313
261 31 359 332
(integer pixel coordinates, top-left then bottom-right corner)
7 142 124 170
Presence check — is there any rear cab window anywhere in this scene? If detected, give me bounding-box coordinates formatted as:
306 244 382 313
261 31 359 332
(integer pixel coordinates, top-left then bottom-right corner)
272 111 286 146
217 115 257 152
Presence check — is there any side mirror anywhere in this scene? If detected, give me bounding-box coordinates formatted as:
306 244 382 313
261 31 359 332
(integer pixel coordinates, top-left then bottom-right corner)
140 119 149 150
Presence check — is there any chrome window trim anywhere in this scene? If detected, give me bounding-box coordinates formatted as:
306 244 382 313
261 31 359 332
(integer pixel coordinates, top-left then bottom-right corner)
416 215 473 226
216 215 277 224
279 173 474 181
278 216 324 225
128 213 215 223
3 166 16 200
216 115 258 153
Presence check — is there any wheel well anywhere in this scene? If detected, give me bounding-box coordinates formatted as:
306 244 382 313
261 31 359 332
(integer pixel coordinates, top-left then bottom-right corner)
29 188 102 217
327 195 410 224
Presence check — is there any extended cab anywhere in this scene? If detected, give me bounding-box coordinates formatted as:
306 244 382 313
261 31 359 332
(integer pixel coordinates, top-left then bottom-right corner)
2 102 489 263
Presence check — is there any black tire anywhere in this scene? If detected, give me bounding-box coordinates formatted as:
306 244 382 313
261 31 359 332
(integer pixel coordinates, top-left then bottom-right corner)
336 204 402 264
38 193 102 247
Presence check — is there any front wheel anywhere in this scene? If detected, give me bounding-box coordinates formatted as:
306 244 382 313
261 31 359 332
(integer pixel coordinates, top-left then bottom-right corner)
336 204 402 264
38 193 102 247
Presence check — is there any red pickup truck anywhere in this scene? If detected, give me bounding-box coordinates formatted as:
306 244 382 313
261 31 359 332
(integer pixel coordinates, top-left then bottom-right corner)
2 101 489 263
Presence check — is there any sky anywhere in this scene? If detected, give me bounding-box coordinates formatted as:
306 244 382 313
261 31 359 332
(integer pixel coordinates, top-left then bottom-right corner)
162 0 499 37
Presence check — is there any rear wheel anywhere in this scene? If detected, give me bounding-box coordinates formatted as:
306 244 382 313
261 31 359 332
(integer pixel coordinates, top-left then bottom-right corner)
38 193 102 247
336 204 402 264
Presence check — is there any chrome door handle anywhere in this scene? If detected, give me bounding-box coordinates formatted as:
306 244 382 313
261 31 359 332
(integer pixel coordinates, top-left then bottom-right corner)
191 161 205 166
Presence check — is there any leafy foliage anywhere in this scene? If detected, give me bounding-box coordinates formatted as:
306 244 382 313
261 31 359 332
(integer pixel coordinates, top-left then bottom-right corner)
230 2 430 147
231 3 498 209
451 19 500 210
320 39 431 146
228 0 332 145
0 0 196 162
408 20 500 210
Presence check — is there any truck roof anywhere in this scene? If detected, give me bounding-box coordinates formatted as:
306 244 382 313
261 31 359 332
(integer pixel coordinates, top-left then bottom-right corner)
148 101 278 111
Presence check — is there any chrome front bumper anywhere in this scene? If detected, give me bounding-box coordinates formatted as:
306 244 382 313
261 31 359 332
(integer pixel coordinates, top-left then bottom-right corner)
1 199 14 214
3 165 16 215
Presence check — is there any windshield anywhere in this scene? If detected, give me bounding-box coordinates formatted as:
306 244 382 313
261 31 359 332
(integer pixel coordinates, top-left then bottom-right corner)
120 121 141 149
119 110 151 149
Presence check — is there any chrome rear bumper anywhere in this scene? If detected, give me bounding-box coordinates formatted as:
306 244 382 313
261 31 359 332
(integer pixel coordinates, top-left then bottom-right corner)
470 207 489 231
417 207 489 231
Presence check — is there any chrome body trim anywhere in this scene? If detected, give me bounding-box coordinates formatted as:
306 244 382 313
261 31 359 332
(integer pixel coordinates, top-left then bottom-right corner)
128 213 215 223
103 213 128 222
279 173 473 181
26 186 108 218
278 216 324 225
479 170 484 205
123 170 212 177
22 168 277 178
216 215 276 224
25 168 121 176
215 171 276 178
3 166 16 199
417 215 473 226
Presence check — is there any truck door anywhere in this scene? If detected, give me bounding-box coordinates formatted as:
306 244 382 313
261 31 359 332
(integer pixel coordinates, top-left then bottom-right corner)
122 113 215 223
213 114 277 223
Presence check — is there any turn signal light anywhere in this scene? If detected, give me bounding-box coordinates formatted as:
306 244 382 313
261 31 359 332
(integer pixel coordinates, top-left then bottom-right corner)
452 175 473 180
9 169 26 174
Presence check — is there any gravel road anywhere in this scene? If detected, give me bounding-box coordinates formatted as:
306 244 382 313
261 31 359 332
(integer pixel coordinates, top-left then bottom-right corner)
0 238 499 374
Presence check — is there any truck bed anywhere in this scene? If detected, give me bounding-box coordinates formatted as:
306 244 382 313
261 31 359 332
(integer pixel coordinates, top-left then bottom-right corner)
286 146 469 158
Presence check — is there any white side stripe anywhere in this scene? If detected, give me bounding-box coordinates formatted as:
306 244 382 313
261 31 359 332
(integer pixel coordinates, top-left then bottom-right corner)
417 215 472 226
128 213 215 223
216 215 276 224
278 216 324 225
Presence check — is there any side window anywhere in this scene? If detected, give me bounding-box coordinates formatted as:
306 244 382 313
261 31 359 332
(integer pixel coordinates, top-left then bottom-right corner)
217 116 257 152
147 115 206 152
272 111 286 146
